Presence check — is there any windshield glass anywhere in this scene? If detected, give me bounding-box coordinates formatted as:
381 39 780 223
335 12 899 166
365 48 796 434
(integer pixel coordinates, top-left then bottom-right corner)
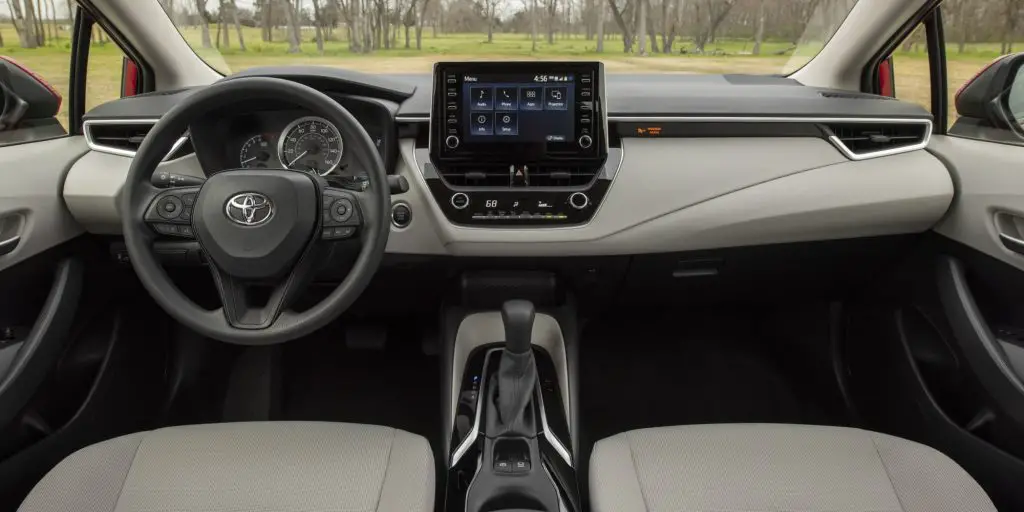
161 0 857 76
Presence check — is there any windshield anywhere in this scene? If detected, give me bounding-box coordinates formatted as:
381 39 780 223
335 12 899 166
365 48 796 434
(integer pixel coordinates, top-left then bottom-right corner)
161 0 857 76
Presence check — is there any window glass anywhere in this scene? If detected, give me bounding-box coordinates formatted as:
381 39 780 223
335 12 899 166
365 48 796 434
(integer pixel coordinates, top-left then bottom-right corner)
85 24 126 112
1 0 76 129
891 23 934 120
159 0 860 77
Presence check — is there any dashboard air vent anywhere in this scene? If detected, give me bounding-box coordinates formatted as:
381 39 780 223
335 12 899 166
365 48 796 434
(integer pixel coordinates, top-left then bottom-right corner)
439 164 598 188
84 120 192 160
825 121 931 160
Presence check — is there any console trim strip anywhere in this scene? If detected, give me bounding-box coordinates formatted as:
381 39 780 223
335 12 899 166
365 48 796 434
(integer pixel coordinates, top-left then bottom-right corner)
538 383 573 467
451 348 494 467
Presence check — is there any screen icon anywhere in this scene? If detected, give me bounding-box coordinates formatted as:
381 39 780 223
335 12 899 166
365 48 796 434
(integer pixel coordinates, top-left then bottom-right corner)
496 87 518 110
545 86 568 110
471 112 493 135
520 86 543 111
496 112 518 136
470 87 493 110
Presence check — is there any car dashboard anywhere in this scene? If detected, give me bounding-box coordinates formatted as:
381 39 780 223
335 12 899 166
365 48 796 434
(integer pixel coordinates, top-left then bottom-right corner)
65 65 954 257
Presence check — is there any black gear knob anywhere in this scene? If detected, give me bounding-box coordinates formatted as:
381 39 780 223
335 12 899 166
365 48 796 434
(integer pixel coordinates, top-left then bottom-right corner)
501 300 535 354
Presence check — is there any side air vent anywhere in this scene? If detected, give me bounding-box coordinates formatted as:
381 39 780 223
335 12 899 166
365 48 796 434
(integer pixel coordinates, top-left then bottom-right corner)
825 121 931 160
439 164 599 188
84 120 192 160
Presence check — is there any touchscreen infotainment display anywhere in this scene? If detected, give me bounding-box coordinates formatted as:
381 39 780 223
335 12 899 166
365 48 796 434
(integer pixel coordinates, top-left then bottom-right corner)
462 73 576 143
431 62 604 164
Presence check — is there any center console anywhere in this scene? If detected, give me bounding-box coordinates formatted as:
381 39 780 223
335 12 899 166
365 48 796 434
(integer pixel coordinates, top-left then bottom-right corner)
428 62 609 227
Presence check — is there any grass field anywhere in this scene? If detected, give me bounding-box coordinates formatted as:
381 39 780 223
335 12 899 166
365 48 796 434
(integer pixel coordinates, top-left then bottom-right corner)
0 22 1015 129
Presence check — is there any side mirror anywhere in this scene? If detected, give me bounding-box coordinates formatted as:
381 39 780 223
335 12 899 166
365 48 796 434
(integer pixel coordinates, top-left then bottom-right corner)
0 57 62 133
951 53 1024 142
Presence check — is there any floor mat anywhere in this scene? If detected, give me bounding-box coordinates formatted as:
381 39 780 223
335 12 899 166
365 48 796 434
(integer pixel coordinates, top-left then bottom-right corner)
280 325 441 446
579 307 847 455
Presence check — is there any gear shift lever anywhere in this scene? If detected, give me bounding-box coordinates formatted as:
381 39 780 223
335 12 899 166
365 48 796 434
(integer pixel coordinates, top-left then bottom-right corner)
494 300 538 433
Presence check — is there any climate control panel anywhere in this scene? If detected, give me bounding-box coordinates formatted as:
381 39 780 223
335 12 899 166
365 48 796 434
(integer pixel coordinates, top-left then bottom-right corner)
425 178 610 226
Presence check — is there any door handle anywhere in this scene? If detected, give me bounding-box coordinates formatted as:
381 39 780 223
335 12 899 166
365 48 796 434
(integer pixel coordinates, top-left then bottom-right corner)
0 234 19 256
1000 233 1024 255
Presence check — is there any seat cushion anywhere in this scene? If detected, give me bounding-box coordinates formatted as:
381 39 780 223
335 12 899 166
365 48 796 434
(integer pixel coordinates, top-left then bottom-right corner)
19 422 434 512
590 423 995 512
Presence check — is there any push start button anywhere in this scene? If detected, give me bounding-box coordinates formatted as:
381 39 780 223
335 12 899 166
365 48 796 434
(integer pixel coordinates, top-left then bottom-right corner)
391 203 412 228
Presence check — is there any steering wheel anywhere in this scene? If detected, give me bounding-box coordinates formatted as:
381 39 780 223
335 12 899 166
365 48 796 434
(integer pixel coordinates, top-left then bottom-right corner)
121 77 390 345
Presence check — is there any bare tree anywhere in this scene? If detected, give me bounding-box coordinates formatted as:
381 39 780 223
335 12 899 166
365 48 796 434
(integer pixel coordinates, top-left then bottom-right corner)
18 0 39 48
1002 0 1021 54
312 0 326 53
485 0 503 42
752 0 765 54
284 0 302 52
195 0 212 48
608 0 632 52
595 0 605 51
230 0 246 50
47 0 59 41
415 0 430 49
637 0 646 54
545 0 557 43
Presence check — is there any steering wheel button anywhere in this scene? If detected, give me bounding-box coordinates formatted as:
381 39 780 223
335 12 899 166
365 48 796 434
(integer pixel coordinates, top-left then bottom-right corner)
157 197 184 219
179 207 192 221
179 225 194 237
322 228 334 239
333 227 355 238
330 199 353 223
182 193 196 206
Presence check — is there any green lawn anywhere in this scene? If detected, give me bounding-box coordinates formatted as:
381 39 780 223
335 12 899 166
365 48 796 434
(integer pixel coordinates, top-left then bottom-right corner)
1 21 1018 130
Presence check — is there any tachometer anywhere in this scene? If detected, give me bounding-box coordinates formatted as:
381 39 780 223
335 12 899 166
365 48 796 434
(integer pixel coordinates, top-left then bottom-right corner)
277 116 344 176
239 135 273 168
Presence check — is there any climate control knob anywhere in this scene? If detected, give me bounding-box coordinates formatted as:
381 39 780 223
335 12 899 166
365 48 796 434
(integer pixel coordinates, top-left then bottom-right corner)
451 192 470 210
578 134 593 149
445 135 460 149
569 192 589 210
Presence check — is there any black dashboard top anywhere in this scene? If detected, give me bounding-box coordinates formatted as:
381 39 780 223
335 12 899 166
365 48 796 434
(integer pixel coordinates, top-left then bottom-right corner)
83 66 932 122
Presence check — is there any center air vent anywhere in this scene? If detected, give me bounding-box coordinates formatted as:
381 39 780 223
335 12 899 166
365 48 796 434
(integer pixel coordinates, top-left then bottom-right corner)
84 120 192 160
439 164 598 188
825 121 931 160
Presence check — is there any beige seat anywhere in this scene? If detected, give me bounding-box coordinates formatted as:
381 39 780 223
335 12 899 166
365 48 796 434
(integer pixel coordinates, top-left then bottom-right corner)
18 422 434 512
590 423 995 512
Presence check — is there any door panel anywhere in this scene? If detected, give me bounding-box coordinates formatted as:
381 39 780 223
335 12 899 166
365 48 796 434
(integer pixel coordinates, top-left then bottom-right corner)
0 137 89 272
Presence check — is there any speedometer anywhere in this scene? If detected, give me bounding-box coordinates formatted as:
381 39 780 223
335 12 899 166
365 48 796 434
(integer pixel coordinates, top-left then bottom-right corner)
277 116 344 176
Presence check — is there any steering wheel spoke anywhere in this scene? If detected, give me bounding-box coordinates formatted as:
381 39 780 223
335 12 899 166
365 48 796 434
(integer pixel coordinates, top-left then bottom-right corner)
142 186 201 239
319 187 366 241
207 263 293 329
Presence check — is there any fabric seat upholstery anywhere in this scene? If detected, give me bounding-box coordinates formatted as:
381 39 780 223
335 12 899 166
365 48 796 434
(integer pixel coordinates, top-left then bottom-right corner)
18 422 434 512
590 423 995 512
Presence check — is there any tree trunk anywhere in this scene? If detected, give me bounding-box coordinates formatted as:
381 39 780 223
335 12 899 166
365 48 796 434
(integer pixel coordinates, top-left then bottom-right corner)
47 0 59 40
196 0 212 48
595 0 604 52
608 0 631 52
312 0 325 53
231 0 246 50
487 0 494 42
284 0 302 52
220 1 230 48
546 0 556 44
22 0 39 48
35 0 45 45
531 0 539 50
263 0 273 41
415 0 429 49
215 17 222 48
637 0 646 54
752 0 764 55
957 0 967 54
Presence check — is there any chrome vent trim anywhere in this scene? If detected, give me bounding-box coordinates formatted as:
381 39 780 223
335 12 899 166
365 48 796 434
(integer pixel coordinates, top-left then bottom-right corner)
825 119 932 161
84 118 191 161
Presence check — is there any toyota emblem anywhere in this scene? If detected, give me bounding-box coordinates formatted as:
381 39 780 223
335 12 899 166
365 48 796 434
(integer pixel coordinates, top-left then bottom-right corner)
225 193 274 226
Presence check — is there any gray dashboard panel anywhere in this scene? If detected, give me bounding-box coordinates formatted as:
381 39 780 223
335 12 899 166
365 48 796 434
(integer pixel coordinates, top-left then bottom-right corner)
385 137 952 256
64 151 206 235
0 137 88 272
63 137 953 255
